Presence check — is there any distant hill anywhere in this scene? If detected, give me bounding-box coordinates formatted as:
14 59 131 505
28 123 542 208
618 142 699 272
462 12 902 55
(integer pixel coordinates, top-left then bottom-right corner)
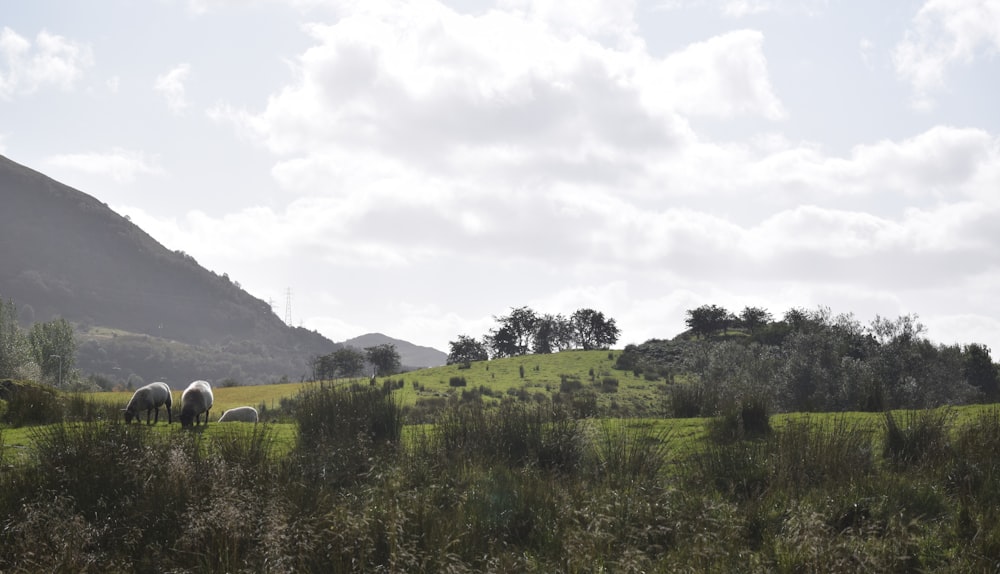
0 154 341 387
340 332 447 369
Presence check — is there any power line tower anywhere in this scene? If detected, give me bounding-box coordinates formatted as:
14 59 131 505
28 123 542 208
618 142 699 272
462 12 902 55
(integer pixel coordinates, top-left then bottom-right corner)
284 288 292 325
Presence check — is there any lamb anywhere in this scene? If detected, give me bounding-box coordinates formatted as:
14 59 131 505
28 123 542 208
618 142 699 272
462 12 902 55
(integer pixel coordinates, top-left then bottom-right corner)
124 382 173 425
179 380 214 427
218 406 259 423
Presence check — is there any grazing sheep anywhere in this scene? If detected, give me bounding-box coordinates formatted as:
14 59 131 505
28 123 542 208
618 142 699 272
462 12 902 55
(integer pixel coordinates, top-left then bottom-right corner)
218 406 258 423
179 380 214 427
124 382 173 425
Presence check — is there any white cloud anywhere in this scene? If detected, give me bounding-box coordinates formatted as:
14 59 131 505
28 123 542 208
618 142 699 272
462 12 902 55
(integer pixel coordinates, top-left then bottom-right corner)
893 0 1000 109
642 29 786 119
45 149 164 183
0 27 92 100
722 0 773 18
154 63 191 114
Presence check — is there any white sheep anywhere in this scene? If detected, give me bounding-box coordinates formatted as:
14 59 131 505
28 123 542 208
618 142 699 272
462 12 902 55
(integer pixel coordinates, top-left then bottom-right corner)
124 382 173 425
218 406 259 423
179 380 214 427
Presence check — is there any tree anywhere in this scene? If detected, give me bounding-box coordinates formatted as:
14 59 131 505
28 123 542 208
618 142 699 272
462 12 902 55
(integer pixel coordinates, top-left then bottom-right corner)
685 305 731 339
738 306 772 334
447 335 489 365
0 298 31 379
28 317 76 386
485 324 518 359
963 343 999 400
365 344 401 377
331 346 366 378
569 308 621 350
533 314 573 354
488 306 539 357
312 354 335 381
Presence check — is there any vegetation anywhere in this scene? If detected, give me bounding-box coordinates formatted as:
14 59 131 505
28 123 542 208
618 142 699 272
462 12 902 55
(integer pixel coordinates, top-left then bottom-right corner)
479 305 621 359
4 381 1000 571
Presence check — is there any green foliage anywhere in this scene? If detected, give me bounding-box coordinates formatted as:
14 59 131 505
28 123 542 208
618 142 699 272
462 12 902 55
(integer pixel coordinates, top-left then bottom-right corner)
4 407 1000 570
685 304 733 338
446 334 489 365
590 419 673 486
28 317 75 386
0 298 30 380
293 383 403 451
0 382 63 427
882 408 954 469
434 401 584 472
365 343 401 376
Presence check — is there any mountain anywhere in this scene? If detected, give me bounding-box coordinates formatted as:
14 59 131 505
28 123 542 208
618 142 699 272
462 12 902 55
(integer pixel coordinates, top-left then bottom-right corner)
0 154 339 387
340 332 447 369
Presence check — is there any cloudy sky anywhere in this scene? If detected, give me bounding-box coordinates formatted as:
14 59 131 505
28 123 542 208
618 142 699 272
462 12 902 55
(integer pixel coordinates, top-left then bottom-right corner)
3 0 1000 354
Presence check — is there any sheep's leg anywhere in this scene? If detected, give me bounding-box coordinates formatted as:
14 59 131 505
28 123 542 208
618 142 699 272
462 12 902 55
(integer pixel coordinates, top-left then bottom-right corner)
153 407 160 424
167 406 172 425
146 409 152 425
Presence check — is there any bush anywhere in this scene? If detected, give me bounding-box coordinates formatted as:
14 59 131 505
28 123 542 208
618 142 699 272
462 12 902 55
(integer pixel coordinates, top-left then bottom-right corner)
601 376 619 392
449 376 467 387
708 397 771 444
1 383 62 427
434 402 583 472
670 384 704 418
882 409 953 468
590 419 673 486
559 374 583 393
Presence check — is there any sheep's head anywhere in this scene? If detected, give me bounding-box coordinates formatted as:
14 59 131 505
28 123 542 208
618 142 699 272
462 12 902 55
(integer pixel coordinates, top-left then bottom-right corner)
123 408 135 424
179 412 194 427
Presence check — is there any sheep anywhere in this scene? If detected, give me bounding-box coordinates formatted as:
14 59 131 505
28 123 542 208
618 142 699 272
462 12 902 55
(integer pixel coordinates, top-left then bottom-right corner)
179 380 214 427
218 406 259 423
124 382 173 425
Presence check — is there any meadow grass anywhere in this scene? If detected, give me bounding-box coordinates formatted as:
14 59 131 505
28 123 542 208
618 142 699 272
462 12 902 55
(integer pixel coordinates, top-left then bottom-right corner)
6 377 1000 571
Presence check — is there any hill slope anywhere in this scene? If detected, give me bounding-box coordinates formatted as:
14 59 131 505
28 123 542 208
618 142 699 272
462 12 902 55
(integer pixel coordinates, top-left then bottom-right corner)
0 154 335 386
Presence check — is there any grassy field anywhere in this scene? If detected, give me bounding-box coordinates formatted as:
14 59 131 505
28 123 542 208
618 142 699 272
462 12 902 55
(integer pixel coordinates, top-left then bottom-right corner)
7 366 1000 571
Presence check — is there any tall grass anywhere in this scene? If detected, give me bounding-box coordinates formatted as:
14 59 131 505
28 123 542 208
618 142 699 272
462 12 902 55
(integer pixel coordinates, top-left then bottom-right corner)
7 397 1000 571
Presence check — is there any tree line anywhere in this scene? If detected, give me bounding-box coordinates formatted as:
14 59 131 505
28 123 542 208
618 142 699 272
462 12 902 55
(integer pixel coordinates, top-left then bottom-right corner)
447 306 621 365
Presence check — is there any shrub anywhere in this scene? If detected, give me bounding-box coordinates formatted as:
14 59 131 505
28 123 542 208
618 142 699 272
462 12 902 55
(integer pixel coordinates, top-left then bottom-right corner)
63 393 120 422
1 383 62 427
769 416 875 492
434 402 583 472
670 384 704 418
590 419 673 486
707 396 771 444
449 376 467 387
601 376 619 392
687 440 770 501
293 383 402 457
882 409 953 469
559 374 583 393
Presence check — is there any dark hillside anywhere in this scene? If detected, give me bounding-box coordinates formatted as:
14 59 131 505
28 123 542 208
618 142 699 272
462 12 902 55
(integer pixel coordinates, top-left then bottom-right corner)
0 154 335 386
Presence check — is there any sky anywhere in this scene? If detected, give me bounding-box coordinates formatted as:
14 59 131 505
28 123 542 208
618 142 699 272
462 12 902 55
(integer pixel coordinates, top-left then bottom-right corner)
2 0 1000 355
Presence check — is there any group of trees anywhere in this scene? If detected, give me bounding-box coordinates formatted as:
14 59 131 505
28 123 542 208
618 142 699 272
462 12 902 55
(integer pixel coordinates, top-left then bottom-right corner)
0 298 76 386
684 304 776 339
626 305 1000 414
311 343 402 380
447 306 621 365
